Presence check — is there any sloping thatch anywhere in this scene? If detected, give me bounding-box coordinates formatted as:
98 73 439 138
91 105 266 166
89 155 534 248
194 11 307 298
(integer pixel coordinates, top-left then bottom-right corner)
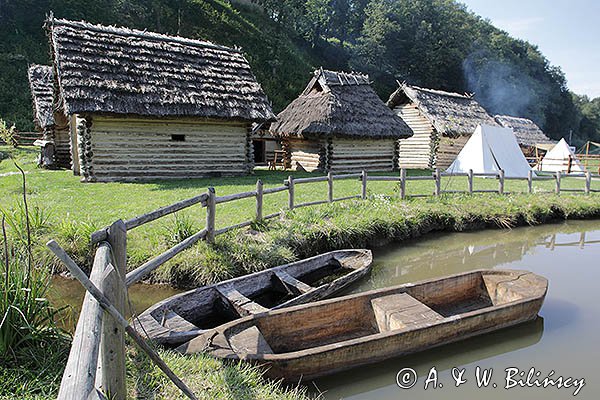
494 115 554 147
27 64 55 129
46 17 275 122
271 69 413 139
387 84 498 137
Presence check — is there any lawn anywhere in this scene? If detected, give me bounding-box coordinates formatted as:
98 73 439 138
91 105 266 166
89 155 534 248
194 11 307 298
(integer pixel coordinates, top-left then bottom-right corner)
2 145 600 286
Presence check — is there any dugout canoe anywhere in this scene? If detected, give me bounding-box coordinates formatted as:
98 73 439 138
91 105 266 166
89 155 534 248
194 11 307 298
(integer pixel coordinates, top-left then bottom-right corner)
178 269 547 381
135 249 372 346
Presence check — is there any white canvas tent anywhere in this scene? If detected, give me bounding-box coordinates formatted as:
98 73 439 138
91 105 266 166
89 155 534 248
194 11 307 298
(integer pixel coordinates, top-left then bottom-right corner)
536 138 585 173
446 124 533 178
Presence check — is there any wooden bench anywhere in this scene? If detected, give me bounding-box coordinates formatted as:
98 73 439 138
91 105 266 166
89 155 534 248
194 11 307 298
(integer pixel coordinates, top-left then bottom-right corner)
371 293 443 332
216 285 269 316
274 270 313 295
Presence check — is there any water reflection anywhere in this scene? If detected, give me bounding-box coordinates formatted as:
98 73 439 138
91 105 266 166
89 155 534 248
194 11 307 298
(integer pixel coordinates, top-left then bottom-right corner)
315 220 600 399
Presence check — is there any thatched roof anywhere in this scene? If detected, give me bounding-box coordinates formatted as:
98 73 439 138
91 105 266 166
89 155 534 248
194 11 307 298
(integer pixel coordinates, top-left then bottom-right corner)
27 65 55 129
387 84 498 137
270 69 413 139
46 17 275 122
494 115 554 147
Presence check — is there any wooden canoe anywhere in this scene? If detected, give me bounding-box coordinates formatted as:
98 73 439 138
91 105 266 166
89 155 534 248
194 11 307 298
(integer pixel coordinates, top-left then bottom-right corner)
135 249 372 346
178 269 547 381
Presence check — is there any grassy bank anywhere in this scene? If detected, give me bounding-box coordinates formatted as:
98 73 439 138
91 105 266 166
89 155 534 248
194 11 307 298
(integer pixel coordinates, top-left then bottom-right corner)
2 145 600 287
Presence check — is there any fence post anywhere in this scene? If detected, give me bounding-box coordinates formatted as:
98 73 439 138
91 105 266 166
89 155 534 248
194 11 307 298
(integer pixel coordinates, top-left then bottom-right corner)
328 172 334 203
288 176 295 210
255 179 263 221
528 169 533 194
555 172 561 195
467 169 473 194
206 187 216 243
400 168 406 199
361 170 367 200
498 169 505 195
434 168 441 196
97 220 127 399
585 171 591 194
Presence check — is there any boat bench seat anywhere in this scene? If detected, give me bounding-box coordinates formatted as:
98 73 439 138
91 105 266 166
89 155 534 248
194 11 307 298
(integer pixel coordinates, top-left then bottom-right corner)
216 285 269 316
229 326 274 356
371 293 444 332
274 270 313 295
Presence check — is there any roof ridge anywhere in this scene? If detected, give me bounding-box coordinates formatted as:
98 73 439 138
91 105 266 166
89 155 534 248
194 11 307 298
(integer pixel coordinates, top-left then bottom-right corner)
495 114 534 123
49 16 240 54
405 84 473 99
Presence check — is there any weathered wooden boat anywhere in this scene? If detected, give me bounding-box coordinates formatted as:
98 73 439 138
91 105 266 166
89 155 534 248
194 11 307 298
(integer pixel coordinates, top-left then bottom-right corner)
178 269 547 381
135 249 372 346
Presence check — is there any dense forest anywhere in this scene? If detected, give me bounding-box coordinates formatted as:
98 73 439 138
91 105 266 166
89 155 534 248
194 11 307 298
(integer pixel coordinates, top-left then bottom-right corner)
1 0 599 145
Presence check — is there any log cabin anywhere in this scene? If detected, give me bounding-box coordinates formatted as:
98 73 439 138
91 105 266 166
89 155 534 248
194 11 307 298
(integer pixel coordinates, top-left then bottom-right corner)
46 17 275 182
27 64 71 168
494 115 554 160
270 69 413 172
387 84 498 169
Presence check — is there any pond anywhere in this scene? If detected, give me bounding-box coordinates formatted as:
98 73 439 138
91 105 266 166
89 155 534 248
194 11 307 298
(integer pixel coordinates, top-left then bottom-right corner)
49 220 600 399
313 219 600 400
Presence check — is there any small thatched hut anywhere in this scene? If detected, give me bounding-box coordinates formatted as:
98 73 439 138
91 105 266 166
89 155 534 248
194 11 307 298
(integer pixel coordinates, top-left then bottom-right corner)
270 69 413 172
387 84 498 169
46 17 275 182
27 64 71 168
494 115 554 158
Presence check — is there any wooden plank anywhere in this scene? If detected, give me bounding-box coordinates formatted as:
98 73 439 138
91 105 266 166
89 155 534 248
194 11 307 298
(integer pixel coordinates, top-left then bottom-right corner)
215 220 253 236
295 200 329 209
98 221 126 398
57 243 108 400
216 285 268 316
125 229 208 286
274 270 313 295
333 195 361 202
263 186 288 195
124 193 208 232
215 190 256 204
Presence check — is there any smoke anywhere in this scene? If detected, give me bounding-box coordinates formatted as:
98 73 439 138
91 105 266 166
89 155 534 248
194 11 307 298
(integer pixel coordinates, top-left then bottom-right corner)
462 50 546 126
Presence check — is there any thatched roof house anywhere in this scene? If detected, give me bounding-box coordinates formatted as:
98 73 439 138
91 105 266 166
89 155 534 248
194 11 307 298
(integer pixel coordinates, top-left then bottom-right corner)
28 65 54 130
28 64 71 168
271 69 412 172
46 17 275 181
387 84 498 169
494 115 554 147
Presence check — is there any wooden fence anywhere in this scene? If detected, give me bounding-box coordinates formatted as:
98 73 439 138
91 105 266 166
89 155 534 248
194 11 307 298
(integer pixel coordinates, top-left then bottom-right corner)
0 131 41 146
51 168 600 399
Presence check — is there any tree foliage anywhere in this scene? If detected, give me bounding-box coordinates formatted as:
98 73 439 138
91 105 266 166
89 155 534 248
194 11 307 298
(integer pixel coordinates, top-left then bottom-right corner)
0 0 598 144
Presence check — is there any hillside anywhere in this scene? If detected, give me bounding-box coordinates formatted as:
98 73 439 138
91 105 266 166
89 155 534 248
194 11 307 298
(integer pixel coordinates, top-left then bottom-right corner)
0 0 598 144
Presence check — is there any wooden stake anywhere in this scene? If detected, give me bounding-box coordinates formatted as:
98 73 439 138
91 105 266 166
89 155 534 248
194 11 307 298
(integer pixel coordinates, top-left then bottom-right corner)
47 241 199 400
328 172 334 203
255 180 263 221
528 169 533 194
206 187 216 243
400 168 406 199
288 176 295 210
585 171 591 194
361 170 367 200
498 169 505 195
555 172 561 195
467 169 473 194
434 168 441 196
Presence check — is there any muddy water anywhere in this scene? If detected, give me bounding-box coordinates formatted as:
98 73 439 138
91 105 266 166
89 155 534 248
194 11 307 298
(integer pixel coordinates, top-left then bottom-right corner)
313 220 600 400
48 277 184 331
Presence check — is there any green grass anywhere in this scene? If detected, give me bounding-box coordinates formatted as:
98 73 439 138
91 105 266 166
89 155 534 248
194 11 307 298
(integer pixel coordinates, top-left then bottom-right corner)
2 145 600 287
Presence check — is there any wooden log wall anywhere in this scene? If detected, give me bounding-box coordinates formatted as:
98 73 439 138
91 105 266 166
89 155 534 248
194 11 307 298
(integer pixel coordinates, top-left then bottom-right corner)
86 116 252 182
393 104 436 169
434 135 469 169
329 138 396 172
53 126 72 169
286 137 326 172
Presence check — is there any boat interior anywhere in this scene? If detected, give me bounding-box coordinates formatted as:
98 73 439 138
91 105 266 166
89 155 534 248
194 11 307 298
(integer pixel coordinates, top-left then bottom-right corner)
223 270 546 355
150 255 357 331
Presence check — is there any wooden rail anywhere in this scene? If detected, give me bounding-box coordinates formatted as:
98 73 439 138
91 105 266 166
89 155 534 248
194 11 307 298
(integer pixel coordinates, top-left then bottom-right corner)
56 167 600 399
